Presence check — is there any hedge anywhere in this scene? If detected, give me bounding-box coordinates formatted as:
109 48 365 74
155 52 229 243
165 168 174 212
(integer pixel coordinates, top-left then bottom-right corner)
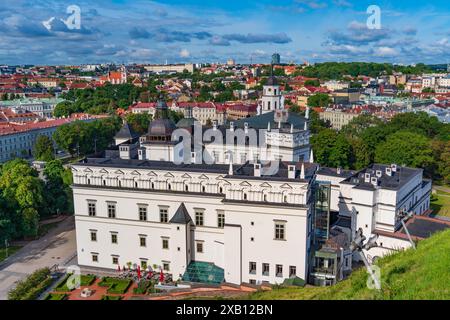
45 293 67 300
8 268 52 300
98 277 132 294
133 280 153 294
101 295 123 300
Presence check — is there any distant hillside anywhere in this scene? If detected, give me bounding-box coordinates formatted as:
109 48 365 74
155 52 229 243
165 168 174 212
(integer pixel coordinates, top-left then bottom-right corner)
247 229 450 300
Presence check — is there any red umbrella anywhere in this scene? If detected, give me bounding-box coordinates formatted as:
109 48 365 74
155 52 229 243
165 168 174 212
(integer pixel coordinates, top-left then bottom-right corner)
137 265 141 280
159 269 165 283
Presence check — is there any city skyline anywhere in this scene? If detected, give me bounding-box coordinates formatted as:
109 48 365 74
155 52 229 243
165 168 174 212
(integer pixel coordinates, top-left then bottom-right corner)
0 0 449 65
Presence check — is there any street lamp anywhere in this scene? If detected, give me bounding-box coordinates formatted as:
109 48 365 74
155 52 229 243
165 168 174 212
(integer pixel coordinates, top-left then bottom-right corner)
399 210 416 250
350 228 381 290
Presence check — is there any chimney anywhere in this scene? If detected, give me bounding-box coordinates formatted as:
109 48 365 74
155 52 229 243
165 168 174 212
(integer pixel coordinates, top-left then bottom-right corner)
300 163 305 179
191 152 196 164
288 165 296 179
254 163 261 177
230 121 234 132
371 177 378 187
228 161 233 175
290 123 294 133
267 121 271 131
364 173 371 183
376 170 382 178
386 167 392 176
304 121 308 131
391 164 397 172
337 167 342 175
213 120 218 131
244 122 249 134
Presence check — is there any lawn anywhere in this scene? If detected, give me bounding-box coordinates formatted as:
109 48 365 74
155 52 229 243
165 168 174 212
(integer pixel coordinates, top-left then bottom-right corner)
243 229 450 300
0 246 22 263
430 191 450 218
98 277 132 294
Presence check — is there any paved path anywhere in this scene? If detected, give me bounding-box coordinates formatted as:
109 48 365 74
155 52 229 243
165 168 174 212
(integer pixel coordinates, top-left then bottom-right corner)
0 216 76 300
433 186 450 194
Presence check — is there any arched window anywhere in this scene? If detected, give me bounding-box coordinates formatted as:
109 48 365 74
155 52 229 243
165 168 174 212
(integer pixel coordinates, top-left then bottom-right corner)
219 187 223 194
243 193 248 200
284 195 288 203
202 186 206 193
185 184 189 192
263 194 267 202
151 182 154 189
168 183 172 190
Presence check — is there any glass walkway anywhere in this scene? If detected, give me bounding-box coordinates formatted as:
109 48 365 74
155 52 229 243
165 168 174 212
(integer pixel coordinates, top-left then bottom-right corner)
182 261 225 284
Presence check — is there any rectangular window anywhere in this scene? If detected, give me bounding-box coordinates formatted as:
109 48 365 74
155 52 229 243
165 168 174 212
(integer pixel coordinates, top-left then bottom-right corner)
140 260 148 269
139 236 146 247
217 213 225 228
90 231 97 242
249 262 256 274
195 211 204 226
92 254 98 263
139 206 147 221
163 263 170 271
107 203 116 218
160 208 168 223
112 256 119 265
262 263 270 276
111 233 118 244
162 238 169 249
289 266 296 277
196 242 203 253
276 264 283 277
88 202 96 216
275 223 286 240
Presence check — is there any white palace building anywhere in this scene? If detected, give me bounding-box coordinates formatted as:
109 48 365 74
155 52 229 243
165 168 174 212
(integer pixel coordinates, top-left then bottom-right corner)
72 74 436 286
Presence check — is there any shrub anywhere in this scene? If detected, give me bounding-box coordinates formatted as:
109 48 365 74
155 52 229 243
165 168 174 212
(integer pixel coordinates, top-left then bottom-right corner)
98 277 131 294
101 295 123 300
8 268 52 300
133 280 152 294
45 293 67 300
54 273 72 292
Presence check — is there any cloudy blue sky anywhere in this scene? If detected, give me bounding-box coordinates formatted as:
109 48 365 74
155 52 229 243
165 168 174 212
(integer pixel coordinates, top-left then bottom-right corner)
0 0 449 65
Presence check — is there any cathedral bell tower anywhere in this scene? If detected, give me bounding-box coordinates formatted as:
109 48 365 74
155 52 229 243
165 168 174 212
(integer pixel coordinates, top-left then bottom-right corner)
260 64 283 114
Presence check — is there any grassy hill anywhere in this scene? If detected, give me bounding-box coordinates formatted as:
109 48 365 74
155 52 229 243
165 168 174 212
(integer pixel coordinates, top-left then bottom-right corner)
246 229 450 300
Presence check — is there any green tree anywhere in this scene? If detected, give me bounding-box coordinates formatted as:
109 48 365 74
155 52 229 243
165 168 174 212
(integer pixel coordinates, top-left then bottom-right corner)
125 113 153 134
311 129 339 167
341 115 384 137
33 135 55 162
53 101 76 117
43 160 73 215
307 93 332 108
304 79 320 87
374 131 434 170
329 134 352 169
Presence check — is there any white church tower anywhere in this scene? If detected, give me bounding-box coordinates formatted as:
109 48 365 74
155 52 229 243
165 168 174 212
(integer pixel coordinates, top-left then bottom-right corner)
260 65 283 114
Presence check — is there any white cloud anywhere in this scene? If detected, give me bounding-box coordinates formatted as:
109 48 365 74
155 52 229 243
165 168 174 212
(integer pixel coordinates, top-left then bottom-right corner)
374 46 398 57
180 48 190 58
